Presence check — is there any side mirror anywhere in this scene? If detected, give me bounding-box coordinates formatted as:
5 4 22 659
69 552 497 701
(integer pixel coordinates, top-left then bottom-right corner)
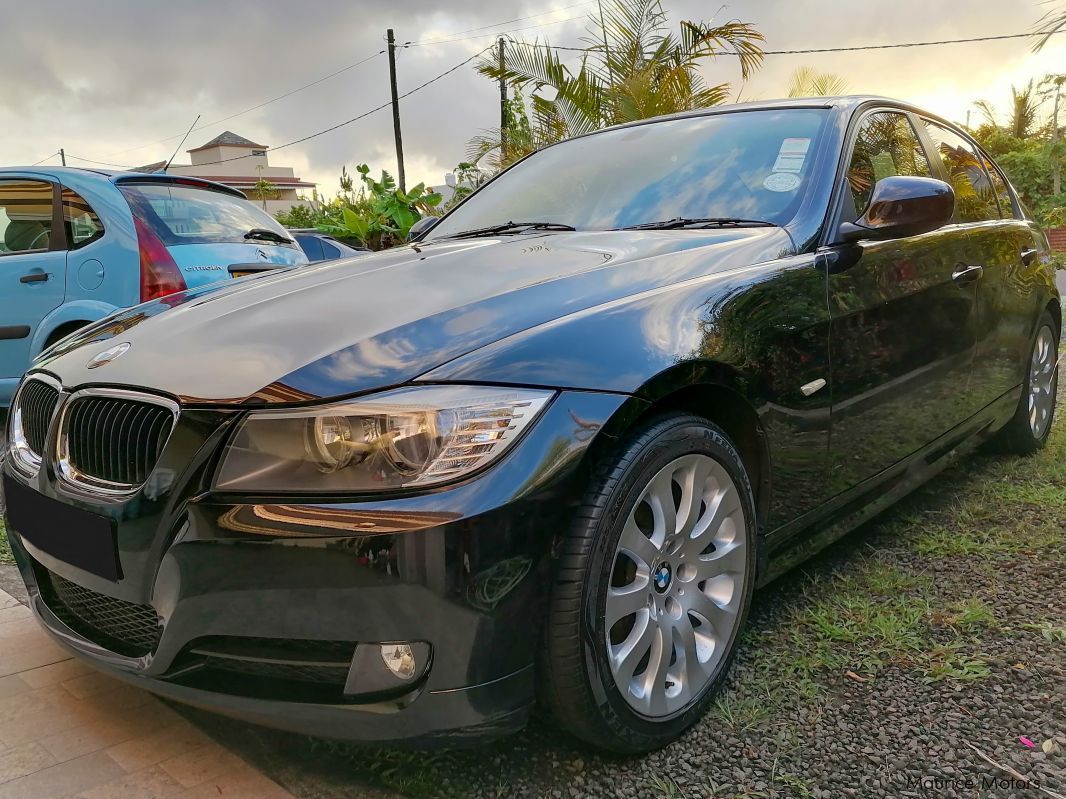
408 216 440 241
838 176 954 243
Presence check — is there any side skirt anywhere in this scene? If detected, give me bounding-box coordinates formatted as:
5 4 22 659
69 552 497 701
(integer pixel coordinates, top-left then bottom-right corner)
755 388 1019 588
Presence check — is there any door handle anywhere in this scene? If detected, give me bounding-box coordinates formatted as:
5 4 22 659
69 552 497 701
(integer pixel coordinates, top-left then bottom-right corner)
19 272 49 284
951 264 984 285
1020 247 1038 266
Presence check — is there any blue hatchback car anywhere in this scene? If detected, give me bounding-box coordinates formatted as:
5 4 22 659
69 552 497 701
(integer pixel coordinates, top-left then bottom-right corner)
0 167 308 406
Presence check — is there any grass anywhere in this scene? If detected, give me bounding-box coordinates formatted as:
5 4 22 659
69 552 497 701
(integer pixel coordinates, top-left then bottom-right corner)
0 519 11 566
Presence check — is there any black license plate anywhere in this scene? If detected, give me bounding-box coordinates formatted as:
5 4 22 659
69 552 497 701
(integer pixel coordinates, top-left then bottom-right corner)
3 474 120 581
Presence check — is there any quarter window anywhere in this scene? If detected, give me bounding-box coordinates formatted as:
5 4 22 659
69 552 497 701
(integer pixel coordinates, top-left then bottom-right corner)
0 180 55 255
844 112 931 222
63 188 105 248
921 121 1000 222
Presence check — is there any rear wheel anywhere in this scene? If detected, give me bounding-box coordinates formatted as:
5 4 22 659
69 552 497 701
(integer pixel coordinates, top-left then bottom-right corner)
539 414 756 753
987 312 1059 455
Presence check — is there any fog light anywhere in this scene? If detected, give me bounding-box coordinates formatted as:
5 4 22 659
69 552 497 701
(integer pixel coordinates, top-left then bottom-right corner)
380 643 417 680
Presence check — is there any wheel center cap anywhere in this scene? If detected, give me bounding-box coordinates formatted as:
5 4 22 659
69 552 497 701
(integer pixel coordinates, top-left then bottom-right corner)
652 562 672 593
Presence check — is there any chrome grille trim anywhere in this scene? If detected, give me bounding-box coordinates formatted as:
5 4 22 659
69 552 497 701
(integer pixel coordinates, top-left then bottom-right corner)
55 388 179 495
8 374 62 477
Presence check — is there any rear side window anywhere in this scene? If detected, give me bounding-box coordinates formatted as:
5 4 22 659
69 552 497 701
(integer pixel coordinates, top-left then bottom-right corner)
921 121 1000 222
62 188 104 248
118 182 293 246
320 240 343 260
979 156 1016 219
295 234 323 262
844 112 931 222
0 180 55 255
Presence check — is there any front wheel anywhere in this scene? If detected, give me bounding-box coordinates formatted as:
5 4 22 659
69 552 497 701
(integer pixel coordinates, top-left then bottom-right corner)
987 312 1059 455
538 414 757 754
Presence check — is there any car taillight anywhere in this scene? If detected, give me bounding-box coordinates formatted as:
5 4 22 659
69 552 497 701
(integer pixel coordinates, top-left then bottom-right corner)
135 217 186 302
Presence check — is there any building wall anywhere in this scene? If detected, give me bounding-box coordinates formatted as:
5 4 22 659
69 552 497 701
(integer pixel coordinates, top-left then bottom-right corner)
1046 226 1066 252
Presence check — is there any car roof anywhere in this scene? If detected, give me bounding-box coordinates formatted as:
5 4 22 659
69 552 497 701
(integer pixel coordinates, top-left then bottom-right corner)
576 95 949 135
0 166 245 198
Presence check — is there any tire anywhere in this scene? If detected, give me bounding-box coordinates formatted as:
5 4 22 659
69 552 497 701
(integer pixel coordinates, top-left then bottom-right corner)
986 311 1059 455
538 413 757 754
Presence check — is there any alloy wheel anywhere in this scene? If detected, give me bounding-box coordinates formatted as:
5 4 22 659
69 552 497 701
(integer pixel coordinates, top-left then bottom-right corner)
1028 325 1058 439
604 453 748 718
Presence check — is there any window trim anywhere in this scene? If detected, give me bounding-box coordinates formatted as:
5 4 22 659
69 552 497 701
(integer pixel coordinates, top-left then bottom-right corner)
0 177 67 258
917 117 1005 223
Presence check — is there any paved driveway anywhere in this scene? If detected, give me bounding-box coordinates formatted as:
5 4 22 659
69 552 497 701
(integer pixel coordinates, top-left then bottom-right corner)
0 588 294 799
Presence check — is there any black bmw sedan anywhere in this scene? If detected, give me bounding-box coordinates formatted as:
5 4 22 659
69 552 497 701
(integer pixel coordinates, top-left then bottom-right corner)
3 97 1059 754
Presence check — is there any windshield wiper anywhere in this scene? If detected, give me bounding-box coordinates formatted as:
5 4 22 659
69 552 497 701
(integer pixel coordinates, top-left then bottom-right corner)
244 228 294 244
619 217 777 231
442 221 577 239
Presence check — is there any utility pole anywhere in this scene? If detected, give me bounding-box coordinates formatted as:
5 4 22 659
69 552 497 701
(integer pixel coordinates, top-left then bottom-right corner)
386 29 406 193
1052 76 1063 197
498 38 508 163
59 148 66 166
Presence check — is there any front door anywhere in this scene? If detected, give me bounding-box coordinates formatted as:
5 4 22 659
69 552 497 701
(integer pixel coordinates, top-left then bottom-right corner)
825 110 978 495
0 178 67 391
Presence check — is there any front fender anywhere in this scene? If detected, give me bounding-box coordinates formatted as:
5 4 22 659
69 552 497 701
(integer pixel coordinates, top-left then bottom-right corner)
31 299 121 359
421 254 833 530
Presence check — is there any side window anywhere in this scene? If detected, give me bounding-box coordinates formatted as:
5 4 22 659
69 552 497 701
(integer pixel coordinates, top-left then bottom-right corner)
844 112 931 222
921 121 1000 222
62 188 104 248
320 241 341 260
979 156 1016 219
0 180 55 255
295 234 322 262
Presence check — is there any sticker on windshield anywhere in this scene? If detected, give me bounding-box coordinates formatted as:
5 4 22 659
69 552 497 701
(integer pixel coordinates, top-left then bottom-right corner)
773 137 810 173
764 172 802 192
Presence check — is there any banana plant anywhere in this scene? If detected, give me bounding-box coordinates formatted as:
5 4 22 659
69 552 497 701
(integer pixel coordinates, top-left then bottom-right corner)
319 164 442 250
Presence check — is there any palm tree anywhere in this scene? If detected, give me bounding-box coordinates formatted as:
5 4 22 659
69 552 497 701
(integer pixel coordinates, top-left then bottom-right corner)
470 0 763 169
786 66 848 98
1033 3 1065 51
975 81 1043 139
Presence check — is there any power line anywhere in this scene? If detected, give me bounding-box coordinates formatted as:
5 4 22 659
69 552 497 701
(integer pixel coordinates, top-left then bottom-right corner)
97 50 387 159
30 151 59 166
150 45 495 170
547 28 1066 53
63 153 143 169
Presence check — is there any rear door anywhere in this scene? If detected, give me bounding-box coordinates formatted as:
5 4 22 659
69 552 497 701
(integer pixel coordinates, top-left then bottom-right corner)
825 109 979 493
920 119 1046 409
0 177 68 387
116 180 307 289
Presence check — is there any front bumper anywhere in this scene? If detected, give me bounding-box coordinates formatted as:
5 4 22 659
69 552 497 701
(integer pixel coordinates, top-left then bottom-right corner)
4 388 632 745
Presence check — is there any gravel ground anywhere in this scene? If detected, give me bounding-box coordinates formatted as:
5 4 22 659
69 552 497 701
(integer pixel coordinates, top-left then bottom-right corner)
183 379 1066 799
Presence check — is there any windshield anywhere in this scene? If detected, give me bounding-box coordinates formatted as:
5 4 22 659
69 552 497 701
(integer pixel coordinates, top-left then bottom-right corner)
118 182 295 247
428 108 830 239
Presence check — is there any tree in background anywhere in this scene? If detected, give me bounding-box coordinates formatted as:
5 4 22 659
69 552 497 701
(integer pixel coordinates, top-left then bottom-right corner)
786 66 848 98
317 165 441 250
972 75 1066 229
252 166 278 211
1033 3 1066 51
469 0 764 170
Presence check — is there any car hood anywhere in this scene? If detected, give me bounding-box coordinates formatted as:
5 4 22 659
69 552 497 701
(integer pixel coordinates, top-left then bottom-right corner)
39 228 793 404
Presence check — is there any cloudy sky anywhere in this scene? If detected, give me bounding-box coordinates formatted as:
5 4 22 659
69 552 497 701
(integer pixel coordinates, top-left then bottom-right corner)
3 0 1064 197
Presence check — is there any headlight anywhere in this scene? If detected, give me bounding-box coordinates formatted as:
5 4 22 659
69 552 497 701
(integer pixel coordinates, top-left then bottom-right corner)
214 385 554 492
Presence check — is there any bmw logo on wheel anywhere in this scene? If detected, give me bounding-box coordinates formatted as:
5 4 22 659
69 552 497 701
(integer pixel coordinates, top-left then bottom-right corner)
653 563 672 593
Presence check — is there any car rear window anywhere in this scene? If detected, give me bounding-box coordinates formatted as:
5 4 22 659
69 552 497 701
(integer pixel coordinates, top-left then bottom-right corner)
118 182 294 246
